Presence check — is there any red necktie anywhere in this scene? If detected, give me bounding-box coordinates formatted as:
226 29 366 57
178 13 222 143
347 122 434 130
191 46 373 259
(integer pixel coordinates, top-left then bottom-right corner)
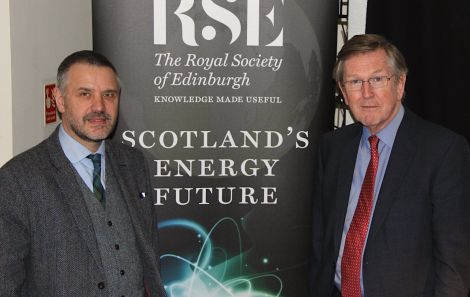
341 135 379 297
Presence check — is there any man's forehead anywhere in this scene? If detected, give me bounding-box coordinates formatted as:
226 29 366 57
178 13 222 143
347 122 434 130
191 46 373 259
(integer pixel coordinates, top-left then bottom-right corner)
66 64 118 85
68 62 115 74
343 50 390 74
346 49 387 63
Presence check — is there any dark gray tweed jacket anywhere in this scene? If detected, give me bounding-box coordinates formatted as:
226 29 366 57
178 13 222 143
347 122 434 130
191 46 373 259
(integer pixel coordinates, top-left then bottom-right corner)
0 127 166 297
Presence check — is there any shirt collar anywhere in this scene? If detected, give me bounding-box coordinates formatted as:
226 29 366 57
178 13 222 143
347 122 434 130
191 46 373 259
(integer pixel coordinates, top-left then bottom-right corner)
361 104 404 149
58 124 106 164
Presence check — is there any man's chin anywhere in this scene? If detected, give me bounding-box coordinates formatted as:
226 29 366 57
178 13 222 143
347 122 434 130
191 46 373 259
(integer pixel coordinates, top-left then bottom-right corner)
85 125 114 139
76 129 112 144
87 132 111 142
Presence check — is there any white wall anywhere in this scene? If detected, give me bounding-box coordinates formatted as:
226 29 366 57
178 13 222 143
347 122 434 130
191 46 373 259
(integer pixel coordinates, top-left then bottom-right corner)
6 0 92 163
0 0 13 166
349 0 368 38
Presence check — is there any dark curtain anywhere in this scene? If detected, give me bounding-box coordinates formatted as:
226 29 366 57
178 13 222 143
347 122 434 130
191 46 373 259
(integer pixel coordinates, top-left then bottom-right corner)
366 0 470 143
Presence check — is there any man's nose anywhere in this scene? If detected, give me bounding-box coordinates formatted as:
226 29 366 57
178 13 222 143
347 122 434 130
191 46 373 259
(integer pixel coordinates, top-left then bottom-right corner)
361 81 374 98
91 95 105 111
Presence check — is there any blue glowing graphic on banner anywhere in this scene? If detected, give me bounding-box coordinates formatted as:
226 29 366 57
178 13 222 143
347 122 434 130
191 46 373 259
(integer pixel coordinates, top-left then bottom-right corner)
158 218 283 297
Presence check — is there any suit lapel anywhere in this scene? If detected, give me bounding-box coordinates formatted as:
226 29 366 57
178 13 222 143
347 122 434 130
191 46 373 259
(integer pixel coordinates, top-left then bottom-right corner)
46 129 103 268
333 126 362 250
368 111 419 239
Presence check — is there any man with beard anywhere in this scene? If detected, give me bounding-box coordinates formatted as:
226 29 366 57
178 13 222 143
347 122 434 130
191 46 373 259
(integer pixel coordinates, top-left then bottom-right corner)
0 51 167 297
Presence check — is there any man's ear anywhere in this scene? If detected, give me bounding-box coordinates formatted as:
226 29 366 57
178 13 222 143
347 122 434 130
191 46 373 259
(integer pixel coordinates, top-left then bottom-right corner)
397 74 407 101
338 84 349 106
53 87 65 114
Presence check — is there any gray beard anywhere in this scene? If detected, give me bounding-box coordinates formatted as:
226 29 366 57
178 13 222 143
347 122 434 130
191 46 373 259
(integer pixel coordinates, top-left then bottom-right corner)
71 124 107 143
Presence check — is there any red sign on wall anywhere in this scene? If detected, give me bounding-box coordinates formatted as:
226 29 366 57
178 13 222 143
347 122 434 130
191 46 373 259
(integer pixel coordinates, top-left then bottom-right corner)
44 83 57 124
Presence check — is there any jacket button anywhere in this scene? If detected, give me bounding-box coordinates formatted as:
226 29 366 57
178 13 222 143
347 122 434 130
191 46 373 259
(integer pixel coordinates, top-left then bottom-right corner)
98 282 105 289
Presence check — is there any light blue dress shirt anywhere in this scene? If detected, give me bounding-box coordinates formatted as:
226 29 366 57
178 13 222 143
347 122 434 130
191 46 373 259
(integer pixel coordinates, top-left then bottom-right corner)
335 105 404 295
58 125 106 191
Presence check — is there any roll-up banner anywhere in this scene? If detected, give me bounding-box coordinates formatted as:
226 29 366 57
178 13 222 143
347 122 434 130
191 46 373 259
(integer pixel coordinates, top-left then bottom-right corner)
93 1 337 296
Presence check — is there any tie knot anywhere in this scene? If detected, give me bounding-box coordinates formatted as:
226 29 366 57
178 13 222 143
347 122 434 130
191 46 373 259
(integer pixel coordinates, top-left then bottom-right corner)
87 154 102 166
368 135 379 150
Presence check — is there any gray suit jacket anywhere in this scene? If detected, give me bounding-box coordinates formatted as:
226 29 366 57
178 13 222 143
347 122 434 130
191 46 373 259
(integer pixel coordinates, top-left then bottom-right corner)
0 128 166 297
311 109 470 296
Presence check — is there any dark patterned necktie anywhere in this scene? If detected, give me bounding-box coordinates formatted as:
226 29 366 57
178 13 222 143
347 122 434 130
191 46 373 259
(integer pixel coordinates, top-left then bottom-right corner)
87 154 105 207
341 135 379 297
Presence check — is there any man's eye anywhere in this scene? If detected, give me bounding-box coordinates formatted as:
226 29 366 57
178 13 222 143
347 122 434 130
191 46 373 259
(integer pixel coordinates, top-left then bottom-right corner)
79 92 91 97
370 77 383 83
350 80 362 86
103 92 117 98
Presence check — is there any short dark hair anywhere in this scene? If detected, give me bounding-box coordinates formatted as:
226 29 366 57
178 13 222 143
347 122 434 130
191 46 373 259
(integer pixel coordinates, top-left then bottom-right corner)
57 50 119 92
333 34 408 84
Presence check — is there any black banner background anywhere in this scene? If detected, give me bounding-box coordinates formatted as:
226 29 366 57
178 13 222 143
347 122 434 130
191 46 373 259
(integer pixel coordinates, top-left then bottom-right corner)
93 1 337 296
367 0 470 143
